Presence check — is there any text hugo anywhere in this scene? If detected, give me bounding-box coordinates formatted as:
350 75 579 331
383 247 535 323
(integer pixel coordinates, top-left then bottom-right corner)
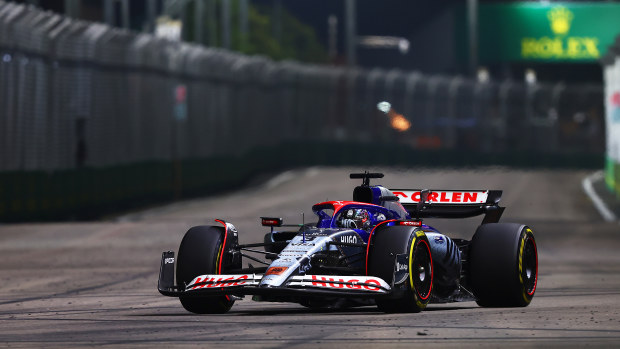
190 275 248 290
310 275 381 291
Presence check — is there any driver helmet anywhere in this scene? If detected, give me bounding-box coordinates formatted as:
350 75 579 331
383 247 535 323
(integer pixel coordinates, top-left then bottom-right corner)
339 209 370 229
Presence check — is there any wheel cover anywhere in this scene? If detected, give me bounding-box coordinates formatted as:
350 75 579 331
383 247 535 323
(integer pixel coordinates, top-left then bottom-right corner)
411 240 432 300
521 236 538 296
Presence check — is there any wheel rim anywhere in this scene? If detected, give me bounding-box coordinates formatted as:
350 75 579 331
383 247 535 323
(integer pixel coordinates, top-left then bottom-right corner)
522 236 538 296
412 240 432 300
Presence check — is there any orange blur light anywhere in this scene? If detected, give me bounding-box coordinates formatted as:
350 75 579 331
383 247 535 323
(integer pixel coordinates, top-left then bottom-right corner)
388 111 411 132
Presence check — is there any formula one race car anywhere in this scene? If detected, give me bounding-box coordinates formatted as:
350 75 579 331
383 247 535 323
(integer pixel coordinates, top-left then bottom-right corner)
158 172 538 314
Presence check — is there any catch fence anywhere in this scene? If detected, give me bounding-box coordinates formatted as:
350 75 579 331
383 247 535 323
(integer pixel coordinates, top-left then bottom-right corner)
0 1 606 220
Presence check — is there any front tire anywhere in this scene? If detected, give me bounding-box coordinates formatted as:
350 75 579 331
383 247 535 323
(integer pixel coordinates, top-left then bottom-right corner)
176 225 235 314
367 225 433 313
469 223 538 307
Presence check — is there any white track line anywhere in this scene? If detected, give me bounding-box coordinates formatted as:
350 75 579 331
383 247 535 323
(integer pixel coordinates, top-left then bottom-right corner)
264 170 296 190
582 171 617 222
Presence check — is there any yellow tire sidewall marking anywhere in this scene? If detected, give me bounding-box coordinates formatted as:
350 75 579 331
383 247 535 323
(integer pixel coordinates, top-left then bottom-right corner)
408 230 428 309
518 227 534 304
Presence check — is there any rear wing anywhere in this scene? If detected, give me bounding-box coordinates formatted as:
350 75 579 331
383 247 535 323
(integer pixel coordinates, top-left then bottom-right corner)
390 189 504 224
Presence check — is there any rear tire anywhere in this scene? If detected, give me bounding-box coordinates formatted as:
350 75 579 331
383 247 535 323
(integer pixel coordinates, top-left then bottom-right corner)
367 225 433 313
469 223 538 307
176 225 235 314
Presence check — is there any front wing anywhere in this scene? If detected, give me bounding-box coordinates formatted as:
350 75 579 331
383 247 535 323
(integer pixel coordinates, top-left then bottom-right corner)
158 251 394 299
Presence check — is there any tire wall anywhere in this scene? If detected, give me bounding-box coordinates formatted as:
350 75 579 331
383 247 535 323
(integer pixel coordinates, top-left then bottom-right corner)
602 35 620 199
0 2 608 221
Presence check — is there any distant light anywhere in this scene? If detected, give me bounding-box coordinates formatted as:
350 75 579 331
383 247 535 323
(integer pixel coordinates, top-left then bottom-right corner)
525 69 537 85
390 114 411 132
477 67 490 83
377 101 391 114
398 39 410 54
2 54 11 63
378 101 411 132
358 36 410 55
156 16 182 41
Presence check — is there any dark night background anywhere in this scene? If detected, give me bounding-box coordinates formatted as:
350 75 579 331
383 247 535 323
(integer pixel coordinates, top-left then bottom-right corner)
11 0 611 83
256 0 606 83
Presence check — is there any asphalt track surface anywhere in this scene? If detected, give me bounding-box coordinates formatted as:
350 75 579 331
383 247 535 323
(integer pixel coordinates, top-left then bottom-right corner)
2 167 620 348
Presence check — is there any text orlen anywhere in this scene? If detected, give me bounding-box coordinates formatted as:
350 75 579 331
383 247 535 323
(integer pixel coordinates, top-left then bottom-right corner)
393 190 487 204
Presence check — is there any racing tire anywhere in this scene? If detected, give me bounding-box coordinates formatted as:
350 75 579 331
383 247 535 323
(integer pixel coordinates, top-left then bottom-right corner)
367 225 433 313
469 223 538 307
176 225 235 314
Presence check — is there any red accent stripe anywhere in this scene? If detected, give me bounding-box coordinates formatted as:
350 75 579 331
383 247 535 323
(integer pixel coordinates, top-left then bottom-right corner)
314 201 385 217
214 219 229 275
215 219 231 301
365 219 398 275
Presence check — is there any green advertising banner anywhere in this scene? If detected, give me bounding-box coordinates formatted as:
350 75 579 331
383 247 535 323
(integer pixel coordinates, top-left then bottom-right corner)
479 3 620 63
